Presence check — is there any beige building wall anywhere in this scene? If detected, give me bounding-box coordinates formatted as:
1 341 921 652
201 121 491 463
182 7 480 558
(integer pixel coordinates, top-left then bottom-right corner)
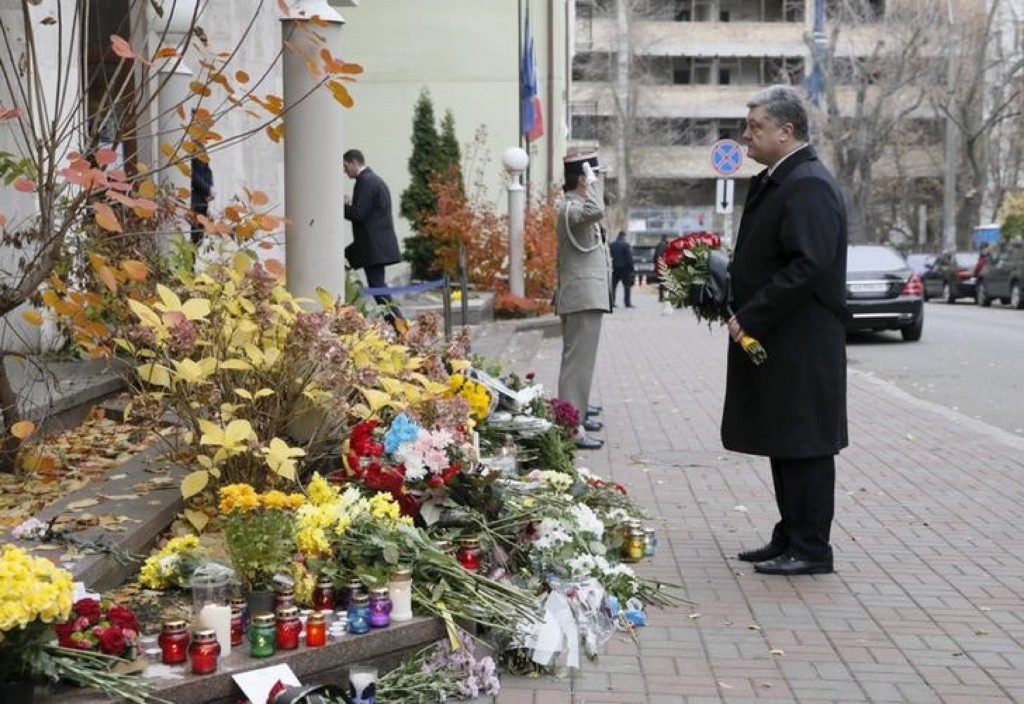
340 1 571 260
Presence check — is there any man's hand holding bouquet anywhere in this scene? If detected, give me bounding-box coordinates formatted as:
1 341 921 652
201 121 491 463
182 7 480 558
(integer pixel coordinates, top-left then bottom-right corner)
657 231 767 365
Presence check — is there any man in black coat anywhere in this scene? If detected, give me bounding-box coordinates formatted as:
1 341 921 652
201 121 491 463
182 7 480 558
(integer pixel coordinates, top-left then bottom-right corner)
343 149 405 327
723 85 848 576
190 149 213 247
609 231 635 308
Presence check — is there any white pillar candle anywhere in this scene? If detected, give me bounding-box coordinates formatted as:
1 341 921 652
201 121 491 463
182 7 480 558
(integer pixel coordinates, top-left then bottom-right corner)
198 603 232 658
388 570 413 623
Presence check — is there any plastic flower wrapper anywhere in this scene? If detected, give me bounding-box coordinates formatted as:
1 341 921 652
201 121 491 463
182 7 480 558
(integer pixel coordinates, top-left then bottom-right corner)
658 231 767 365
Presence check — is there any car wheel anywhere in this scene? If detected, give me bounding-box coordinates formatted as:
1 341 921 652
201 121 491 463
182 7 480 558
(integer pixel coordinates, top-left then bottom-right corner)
977 281 993 307
901 314 924 342
1012 282 1024 310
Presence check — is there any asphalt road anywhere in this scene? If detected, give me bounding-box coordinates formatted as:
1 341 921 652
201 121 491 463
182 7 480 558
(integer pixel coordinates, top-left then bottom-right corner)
846 297 1024 436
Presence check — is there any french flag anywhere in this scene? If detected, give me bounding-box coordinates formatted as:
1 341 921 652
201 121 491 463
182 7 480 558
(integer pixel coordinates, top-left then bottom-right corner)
521 15 544 143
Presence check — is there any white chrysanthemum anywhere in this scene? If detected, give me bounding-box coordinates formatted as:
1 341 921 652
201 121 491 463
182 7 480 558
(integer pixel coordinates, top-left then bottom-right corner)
570 504 604 539
534 518 572 550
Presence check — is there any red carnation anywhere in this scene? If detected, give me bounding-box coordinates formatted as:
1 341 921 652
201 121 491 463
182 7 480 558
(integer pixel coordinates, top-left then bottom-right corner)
73 598 102 625
107 605 139 633
97 626 127 656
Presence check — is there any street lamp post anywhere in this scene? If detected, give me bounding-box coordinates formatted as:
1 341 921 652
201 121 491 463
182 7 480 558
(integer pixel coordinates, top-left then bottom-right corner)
502 147 529 298
942 0 958 252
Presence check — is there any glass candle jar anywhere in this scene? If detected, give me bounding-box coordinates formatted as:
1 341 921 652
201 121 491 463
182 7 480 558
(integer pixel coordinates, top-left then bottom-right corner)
229 597 249 634
189 629 221 675
230 607 245 647
313 579 336 611
624 526 646 562
456 538 482 572
158 620 190 665
274 586 296 611
347 593 371 635
368 587 392 628
248 614 276 658
643 528 657 558
276 606 301 650
388 568 413 622
306 610 327 647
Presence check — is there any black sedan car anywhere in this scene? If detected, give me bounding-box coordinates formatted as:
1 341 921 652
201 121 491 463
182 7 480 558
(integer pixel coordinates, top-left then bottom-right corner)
921 250 979 303
846 245 924 341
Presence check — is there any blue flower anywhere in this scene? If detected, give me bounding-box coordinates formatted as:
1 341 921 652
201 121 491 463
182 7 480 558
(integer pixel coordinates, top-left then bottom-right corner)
384 413 421 454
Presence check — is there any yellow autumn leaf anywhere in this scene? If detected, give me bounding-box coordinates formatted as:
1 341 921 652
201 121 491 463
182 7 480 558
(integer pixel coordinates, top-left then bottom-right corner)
199 419 255 453
327 79 354 107
181 470 210 499
234 388 254 400
254 388 275 398
450 359 471 372
94 202 123 232
172 358 216 384
21 310 43 326
121 259 149 281
184 508 209 532
261 437 306 481
127 298 163 328
136 363 171 388
378 377 404 397
360 387 392 413
10 420 35 439
315 287 335 312
219 359 254 372
181 298 212 320
155 284 183 312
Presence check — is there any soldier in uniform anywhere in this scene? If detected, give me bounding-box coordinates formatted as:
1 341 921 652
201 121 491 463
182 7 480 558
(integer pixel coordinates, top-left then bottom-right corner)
555 152 611 449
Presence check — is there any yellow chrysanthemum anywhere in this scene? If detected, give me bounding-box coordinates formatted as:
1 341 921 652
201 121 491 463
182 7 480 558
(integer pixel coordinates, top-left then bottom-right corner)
219 483 260 513
259 489 304 510
307 473 339 507
367 492 409 528
0 545 74 631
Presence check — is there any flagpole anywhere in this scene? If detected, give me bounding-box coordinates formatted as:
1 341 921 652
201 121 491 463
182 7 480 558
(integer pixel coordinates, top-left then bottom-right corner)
523 1 532 203
518 0 524 150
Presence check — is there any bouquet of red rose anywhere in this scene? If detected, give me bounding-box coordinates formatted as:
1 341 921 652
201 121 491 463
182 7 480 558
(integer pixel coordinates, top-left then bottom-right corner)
658 231 767 365
54 598 140 658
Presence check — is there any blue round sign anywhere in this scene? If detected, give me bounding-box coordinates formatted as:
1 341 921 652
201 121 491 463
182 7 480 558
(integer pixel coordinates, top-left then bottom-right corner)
710 139 744 177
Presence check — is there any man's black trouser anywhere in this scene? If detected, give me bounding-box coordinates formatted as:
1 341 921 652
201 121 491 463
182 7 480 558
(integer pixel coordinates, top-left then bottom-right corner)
363 264 403 324
768 454 835 563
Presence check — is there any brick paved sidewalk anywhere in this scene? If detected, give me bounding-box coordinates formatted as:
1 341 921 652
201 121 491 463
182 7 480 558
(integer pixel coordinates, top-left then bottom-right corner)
473 286 1024 704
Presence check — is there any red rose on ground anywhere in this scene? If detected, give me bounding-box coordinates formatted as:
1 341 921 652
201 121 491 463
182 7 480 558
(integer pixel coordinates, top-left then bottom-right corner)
73 598 102 625
107 605 139 632
97 626 127 655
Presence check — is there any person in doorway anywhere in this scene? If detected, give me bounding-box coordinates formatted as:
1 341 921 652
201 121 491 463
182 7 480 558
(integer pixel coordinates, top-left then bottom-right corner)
555 152 611 449
343 149 406 333
724 85 849 576
609 231 635 308
190 147 213 248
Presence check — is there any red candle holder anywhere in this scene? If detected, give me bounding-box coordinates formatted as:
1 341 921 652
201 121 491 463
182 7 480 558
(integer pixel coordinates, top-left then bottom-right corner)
189 629 220 675
306 611 327 647
456 538 482 572
312 579 336 611
276 606 301 650
158 620 190 665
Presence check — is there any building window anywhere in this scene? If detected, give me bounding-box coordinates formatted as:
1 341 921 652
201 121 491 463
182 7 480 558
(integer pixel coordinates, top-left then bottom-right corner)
719 69 731 85
720 10 730 22
573 53 615 82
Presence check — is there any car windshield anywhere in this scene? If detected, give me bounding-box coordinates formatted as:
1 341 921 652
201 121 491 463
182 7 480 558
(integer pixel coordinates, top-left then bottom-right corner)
847 246 907 272
955 252 980 267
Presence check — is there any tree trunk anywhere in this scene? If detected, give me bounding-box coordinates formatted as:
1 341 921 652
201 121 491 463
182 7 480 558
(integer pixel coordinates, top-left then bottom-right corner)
0 355 22 473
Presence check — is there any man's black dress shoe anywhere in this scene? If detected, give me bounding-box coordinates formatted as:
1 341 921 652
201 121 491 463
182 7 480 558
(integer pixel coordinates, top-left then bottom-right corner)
737 544 785 563
575 435 604 450
587 404 602 415
583 418 603 432
754 553 833 576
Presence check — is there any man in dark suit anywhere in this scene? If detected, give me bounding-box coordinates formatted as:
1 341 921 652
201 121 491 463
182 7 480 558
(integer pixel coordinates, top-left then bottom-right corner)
723 85 848 576
343 149 405 328
190 149 213 247
609 231 635 308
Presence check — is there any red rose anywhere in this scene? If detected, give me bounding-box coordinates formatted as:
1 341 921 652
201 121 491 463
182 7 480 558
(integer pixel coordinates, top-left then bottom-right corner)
107 605 139 633
663 248 683 268
97 626 127 656
426 474 444 489
54 620 76 646
74 598 102 625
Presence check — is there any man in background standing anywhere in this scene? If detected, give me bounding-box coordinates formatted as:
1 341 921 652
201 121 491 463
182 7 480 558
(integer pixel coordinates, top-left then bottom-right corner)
555 152 610 449
190 148 213 248
343 149 406 331
609 231 635 308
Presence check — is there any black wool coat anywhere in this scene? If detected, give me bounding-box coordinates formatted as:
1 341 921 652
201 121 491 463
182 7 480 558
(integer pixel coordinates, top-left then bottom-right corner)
721 146 849 459
344 167 402 269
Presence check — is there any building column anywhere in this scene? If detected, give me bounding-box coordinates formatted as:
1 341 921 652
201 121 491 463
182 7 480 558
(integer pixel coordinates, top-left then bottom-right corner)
281 1 347 302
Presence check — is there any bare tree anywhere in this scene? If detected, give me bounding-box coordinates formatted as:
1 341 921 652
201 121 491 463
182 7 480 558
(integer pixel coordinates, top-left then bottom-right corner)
810 0 942 243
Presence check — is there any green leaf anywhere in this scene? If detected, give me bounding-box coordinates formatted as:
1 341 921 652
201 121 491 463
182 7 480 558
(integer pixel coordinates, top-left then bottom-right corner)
382 544 400 565
430 580 448 602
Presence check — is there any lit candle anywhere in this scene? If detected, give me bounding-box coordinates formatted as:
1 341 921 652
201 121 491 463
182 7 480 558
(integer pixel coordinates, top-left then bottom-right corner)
197 604 233 658
388 568 413 622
